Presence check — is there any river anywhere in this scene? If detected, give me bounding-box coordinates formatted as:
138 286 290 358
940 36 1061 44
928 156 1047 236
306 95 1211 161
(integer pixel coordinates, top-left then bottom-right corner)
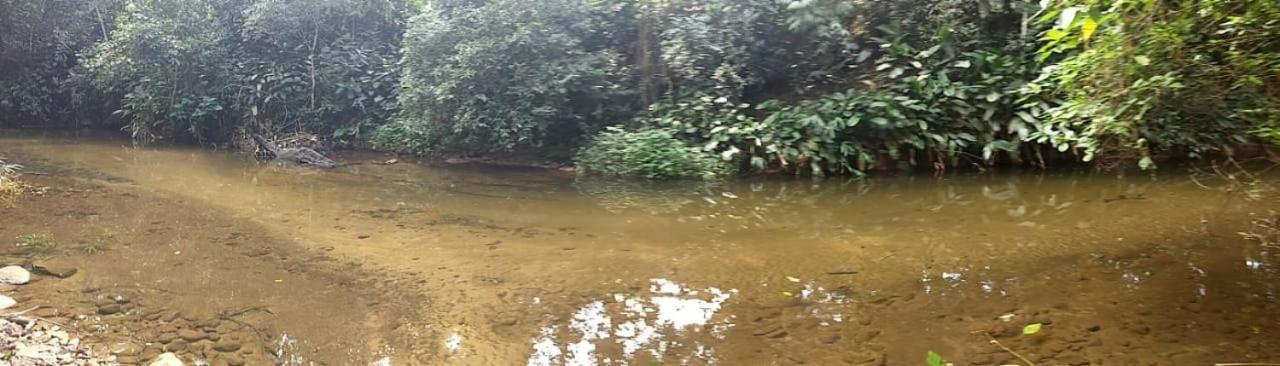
1 131 1277 365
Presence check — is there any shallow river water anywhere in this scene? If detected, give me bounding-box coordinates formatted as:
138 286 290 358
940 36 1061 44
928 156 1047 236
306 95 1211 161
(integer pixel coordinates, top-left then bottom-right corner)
1 131 1278 365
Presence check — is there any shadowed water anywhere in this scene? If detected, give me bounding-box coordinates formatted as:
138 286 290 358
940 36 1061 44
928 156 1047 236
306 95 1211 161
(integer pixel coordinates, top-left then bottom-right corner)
1 130 1277 365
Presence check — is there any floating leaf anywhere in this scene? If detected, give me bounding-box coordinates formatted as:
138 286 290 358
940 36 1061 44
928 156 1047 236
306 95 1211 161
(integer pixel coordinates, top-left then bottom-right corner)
785 276 801 283
1023 323 1043 335
781 291 794 297
998 313 1015 322
926 350 945 366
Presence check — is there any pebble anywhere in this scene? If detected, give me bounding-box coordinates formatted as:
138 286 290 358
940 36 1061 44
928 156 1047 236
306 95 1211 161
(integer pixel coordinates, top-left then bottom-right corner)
148 352 185 366
111 342 143 356
201 319 222 329
0 294 15 309
140 346 162 361
164 339 189 352
213 339 242 352
98 304 122 315
178 329 206 342
854 329 881 342
0 266 31 285
156 333 178 344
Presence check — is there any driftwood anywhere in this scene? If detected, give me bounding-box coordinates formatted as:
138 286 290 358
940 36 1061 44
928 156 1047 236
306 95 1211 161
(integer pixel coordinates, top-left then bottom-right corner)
252 134 337 168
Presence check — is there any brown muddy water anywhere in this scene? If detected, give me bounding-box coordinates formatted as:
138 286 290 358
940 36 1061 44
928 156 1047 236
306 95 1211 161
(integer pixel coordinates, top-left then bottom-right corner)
1 131 1278 366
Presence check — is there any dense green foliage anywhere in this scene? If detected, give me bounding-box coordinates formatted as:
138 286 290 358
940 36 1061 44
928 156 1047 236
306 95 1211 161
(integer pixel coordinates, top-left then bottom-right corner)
3 0 404 143
634 30 1045 176
1034 0 1280 168
86 0 239 142
0 0 120 127
1 0 1276 178
377 0 632 156
576 127 726 179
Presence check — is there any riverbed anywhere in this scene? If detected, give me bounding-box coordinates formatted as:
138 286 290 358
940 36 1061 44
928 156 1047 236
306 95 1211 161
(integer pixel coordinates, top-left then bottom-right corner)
1 131 1278 365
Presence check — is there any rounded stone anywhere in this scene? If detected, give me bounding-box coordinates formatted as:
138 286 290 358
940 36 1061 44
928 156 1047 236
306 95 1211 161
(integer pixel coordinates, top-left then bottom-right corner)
178 329 206 342
164 339 189 352
98 304 123 315
0 266 31 285
148 352 184 366
213 340 241 353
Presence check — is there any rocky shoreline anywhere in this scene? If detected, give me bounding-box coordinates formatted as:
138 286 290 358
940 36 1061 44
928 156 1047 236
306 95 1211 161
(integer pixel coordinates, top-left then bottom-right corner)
0 264 117 365
0 169 426 365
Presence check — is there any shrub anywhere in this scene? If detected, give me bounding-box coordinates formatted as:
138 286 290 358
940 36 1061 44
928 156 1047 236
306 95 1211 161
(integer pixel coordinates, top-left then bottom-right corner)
642 30 1046 176
576 127 727 179
84 0 238 143
1034 0 1280 168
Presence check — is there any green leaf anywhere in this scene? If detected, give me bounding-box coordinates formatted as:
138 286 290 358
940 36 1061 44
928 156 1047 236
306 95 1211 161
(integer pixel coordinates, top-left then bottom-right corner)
1081 17 1098 42
926 350 945 366
1016 111 1037 123
1134 56 1151 66
1023 323 1043 335
1043 29 1068 41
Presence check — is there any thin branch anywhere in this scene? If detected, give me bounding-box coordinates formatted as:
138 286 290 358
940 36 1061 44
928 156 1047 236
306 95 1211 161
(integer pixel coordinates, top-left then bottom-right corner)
972 331 1036 366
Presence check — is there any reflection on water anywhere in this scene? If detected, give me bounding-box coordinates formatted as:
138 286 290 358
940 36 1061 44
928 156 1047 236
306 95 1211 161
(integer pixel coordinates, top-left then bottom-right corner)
2 131 1278 365
527 279 735 366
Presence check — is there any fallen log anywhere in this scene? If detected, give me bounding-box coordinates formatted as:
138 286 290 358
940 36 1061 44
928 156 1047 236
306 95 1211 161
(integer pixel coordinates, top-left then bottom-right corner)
251 134 337 169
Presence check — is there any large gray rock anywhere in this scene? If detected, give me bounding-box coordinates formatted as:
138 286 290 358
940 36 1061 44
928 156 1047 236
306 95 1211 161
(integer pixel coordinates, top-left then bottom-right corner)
0 266 30 285
148 352 185 366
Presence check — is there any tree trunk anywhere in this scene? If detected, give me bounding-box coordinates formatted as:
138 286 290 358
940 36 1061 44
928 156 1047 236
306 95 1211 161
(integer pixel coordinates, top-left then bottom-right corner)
94 3 109 41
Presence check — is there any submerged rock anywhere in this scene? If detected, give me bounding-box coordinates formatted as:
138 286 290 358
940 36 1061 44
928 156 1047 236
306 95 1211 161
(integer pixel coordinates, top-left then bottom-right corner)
32 260 78 278
149 352 185 366
212 339 241 352
97 304 122 315
0 265 31 285
178 329 206 342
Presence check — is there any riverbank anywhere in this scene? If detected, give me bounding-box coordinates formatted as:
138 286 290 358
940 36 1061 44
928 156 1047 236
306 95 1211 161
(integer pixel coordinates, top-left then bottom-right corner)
0 171 431 365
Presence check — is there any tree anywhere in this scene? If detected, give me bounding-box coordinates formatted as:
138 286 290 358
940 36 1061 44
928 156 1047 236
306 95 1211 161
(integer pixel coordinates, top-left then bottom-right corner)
379 0 632 157
238 0 403 141
1034 0 1280 167
84 0 240 142
0 0 120 127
